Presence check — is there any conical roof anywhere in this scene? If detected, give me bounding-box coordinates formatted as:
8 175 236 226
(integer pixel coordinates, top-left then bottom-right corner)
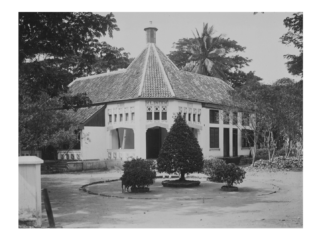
69 43 233 105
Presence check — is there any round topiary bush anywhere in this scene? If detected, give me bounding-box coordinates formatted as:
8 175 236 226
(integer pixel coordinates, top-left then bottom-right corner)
203 158 226 182
120 158 156 193
203 158 246 191
157 113 204 184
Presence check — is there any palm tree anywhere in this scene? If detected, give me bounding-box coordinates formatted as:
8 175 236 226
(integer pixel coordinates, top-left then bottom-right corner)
185 23 230 80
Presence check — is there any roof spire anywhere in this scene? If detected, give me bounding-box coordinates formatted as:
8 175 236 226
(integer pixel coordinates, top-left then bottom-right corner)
144 21 158 44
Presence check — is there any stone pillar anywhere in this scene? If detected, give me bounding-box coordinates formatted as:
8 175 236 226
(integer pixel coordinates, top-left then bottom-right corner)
19 156 43 227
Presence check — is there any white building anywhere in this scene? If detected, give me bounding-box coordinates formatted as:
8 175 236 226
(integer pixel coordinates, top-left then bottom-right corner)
60 25 252 161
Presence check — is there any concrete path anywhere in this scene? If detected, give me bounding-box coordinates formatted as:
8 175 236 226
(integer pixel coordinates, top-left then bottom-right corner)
41 170 303 228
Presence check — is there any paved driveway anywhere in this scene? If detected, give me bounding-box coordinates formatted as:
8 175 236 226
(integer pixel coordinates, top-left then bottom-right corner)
41 170 303 228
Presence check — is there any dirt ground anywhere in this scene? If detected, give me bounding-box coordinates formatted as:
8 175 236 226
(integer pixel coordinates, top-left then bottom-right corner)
41 169 303 228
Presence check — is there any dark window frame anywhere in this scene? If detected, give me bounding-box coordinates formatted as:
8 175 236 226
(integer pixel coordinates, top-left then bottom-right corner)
241 129 254 148
154 112 160 120
161 112 167 120
147 112 152 120
233 112 238 125
242 112 250 126
209 110 219 124
223 111 230 125
210 127 220 149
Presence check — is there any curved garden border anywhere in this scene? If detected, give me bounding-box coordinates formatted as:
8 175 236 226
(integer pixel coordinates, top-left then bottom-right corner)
79 178 281 200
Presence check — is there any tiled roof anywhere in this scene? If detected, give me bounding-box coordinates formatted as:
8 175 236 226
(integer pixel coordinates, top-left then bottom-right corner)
63 105 105 124
141 45 172 98
155 46 233 105
69 48 147 103
67 43 234 122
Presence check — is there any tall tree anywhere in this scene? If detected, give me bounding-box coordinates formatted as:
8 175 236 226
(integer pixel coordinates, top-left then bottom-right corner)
254 11 304 80
19 12 129 152
280 12 303 77
167 23 262 88
226 77 303 165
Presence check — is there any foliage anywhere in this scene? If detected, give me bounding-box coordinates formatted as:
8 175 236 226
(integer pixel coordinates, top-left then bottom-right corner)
157 113 204 181
203 158 226 182
19 92 81 150
255 148 270 160
250 157 303 171
204 159 246 187
19 12 130 151
227 78 302 166
254 11 304 80
280 12 303 77
120 158 156 190
167 23 262 88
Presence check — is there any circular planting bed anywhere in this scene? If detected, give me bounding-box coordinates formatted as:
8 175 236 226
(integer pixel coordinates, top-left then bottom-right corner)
130 187 149 193
162 180 200 188
220 185 238 192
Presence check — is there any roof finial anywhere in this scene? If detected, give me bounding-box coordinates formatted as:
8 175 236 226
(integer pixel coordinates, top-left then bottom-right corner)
144 21 158 44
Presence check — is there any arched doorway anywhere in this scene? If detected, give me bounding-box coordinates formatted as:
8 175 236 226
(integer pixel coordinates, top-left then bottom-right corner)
146 127 168 159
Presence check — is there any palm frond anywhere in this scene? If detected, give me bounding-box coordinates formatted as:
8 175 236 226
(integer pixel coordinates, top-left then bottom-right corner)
204 58 214 74
203 36 208 50
195 28 200 38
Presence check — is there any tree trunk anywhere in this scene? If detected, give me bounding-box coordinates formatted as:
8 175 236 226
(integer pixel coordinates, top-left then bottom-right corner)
251 133 257 166
286 140 292 158
271 147 276 163
179 172 186 181
267 131 271 162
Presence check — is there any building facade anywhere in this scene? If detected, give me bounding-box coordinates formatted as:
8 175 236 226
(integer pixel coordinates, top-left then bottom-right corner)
60 25 253 161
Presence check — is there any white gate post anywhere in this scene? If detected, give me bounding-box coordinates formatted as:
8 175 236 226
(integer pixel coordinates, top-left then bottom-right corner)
19 156 43 227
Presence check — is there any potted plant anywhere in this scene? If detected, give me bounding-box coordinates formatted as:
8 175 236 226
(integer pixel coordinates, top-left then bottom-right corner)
120 158 156 193
203 158 246 191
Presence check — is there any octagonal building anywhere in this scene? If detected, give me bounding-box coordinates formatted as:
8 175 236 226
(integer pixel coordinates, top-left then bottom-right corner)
62 25 252 161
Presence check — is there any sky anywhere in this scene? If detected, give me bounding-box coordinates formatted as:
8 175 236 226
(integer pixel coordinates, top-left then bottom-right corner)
97 12 301 84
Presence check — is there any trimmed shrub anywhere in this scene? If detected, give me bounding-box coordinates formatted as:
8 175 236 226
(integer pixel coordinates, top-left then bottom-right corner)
203 158 226 182
157 113 203 181
120 158 156 191
204 158 246 187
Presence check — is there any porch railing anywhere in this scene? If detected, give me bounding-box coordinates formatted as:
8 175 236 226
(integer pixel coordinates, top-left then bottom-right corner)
107 149 136 161
57 150 81 161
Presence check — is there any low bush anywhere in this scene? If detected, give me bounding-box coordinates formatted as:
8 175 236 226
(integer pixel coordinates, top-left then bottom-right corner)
120 158 156 191
203 158 246 187
219 156 241 165
252 156 303 171
203 158 226 182
275 148 299 157
255 148 269 160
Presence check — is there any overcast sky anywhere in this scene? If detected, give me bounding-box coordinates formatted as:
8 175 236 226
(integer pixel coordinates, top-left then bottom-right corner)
97 12 301 84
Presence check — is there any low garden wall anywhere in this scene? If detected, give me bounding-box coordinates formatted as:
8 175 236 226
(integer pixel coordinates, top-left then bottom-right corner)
41 159 113 174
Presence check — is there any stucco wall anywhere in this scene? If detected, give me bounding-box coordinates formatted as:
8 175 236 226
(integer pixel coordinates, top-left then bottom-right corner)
83 99 251 161
81 127 107 160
